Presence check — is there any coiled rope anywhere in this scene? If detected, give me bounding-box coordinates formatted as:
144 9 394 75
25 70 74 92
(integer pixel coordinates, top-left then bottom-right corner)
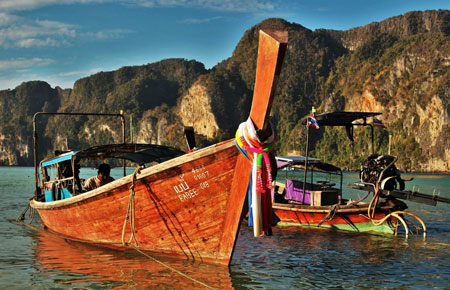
318 204 339 226
16 201 36 223
318 191 372 226
121 166 141 246
363 156 426 238
367 183 427 239
317 181 427 239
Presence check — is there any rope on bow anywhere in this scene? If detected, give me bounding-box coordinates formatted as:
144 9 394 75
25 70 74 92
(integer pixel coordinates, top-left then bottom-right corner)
367 182 426 239
122 166 142 246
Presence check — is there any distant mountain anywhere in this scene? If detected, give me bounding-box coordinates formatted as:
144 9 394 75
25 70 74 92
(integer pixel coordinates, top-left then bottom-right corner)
0 9 448 172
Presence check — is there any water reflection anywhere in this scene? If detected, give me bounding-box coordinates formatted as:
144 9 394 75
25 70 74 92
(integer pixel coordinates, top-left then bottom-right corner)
32 230 234 289
232 226 450 290
4 168 448 289
14 217 450 290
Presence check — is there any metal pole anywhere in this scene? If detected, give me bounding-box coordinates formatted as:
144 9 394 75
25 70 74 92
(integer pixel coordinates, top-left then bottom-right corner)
302 123 310 204
130 116 133 143
72 156 76 194
388 134 392 155
370 124 374 154
120 110 126 176
33 114 39 200
32 111 127 196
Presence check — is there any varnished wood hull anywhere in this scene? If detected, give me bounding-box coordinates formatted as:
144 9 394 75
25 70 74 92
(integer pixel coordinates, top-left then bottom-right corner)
272 203 396 235
29 29 288 266
31 140 251 265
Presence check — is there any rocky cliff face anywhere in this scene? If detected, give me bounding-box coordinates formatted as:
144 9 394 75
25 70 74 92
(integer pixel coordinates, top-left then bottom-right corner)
339 25 449 171
0 81 62 165
177 81 219 139
331 10 449 51
0 133 29 165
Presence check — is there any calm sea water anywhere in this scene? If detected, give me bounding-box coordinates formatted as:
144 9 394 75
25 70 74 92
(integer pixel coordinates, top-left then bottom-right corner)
1 167 449 289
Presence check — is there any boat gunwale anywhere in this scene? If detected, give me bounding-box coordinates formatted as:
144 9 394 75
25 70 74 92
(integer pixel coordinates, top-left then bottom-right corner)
30 139 235 210
272 201 393 213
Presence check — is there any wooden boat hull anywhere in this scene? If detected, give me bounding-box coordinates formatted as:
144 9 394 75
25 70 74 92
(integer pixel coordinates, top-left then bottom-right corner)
30 140 250 265
272 203 396 235
28 29 288 266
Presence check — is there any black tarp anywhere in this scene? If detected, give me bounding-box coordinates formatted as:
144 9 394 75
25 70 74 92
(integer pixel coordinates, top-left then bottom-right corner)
302 111 382 127
74 143 184 165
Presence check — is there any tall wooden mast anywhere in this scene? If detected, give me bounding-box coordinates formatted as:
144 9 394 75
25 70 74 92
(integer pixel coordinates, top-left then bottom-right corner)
219 29 288 265
250 30 288 131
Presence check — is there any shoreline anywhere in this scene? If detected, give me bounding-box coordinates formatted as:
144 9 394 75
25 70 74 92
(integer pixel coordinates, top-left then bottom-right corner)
2 165 450 175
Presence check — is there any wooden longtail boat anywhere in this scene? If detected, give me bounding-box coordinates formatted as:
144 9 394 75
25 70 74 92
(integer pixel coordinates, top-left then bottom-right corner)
28 30 288 266
272 156 404 234
271 112 430 236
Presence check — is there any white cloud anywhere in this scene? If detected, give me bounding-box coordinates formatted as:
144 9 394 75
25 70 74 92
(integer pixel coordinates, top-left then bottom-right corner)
0 0 277 13
34 66 106 89
0 12 134 48
57 70 86 77
0 15 78 48
177 16 224 24
0 78 26 90
88 67 104 74
0 0 111 12
254 11 296 20
16 38 61 48
0 57 55 71
0 69 85 90
135 0 276 12
84 29 134 40
0 12 20 26
57 67 102 77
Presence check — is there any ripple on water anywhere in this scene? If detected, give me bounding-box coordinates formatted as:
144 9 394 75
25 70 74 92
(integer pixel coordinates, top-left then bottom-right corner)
1 169 449 289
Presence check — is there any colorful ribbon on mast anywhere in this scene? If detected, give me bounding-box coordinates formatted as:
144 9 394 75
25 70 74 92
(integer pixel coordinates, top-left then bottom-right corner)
235 117 276 237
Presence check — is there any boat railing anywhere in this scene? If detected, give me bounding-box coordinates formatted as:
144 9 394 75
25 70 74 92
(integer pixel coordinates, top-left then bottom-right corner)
274 179 340 206
280 163 343 202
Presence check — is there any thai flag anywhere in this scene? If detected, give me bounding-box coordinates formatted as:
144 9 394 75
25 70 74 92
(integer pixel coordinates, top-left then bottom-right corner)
307 114 320 129
373 117 386 128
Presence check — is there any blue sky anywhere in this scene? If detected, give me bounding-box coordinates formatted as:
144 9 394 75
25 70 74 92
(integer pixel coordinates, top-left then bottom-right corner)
0 0 448 90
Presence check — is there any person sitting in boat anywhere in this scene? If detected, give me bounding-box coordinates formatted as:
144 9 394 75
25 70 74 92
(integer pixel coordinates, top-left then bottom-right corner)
84 163 115 191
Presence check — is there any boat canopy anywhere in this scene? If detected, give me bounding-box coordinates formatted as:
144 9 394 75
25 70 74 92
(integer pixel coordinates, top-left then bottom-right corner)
276 156 341 173
302 111 383 149
304 112 382 127
39 144 185 168
74 143 185 165
41 151 78 167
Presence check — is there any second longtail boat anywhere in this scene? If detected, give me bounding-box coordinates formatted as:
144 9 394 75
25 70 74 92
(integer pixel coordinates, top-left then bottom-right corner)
271 112 447 237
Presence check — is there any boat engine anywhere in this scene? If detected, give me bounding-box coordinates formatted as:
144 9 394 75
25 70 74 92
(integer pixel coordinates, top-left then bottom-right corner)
360 154 405 191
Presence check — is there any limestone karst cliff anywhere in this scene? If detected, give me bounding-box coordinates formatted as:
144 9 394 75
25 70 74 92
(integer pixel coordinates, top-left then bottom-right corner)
0 10 448 172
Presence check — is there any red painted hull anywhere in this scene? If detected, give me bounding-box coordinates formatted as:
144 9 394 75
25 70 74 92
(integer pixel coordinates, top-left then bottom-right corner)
29 29 289 266
273 203 397 234
31 140 251 265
